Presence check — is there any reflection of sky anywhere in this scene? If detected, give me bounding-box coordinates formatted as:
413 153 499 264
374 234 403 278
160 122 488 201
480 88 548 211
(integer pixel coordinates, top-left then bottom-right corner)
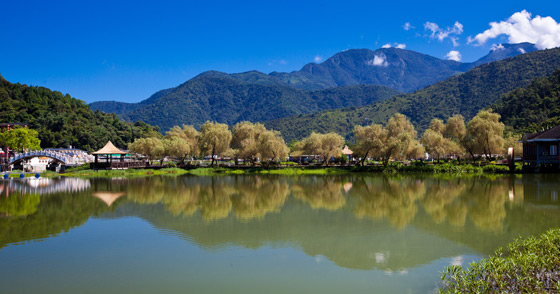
3 174 560 293
0 217 480 294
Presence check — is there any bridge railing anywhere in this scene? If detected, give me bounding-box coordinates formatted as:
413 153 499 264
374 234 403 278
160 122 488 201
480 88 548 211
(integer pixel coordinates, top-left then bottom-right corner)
8 150 93 165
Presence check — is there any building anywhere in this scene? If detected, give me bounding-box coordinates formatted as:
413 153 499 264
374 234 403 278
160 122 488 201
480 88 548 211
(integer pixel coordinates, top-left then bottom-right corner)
522 125 560 170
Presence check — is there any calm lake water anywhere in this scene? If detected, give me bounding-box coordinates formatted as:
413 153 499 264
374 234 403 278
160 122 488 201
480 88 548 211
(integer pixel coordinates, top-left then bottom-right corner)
1 174 560 293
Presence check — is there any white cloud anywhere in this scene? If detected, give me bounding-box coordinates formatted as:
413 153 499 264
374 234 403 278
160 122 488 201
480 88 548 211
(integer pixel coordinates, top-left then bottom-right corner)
491 43 505 51
314 55 323 63
469 10 560 49
445 50 462 61
518 48 526 54
366 54 389 67
381 43 406 49
451 37 459 47
425 21 464 43
279 59 287 65
403 22 414 31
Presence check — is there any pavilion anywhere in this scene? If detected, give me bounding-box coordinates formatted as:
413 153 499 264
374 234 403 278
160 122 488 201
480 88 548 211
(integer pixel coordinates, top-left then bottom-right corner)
91 141 130 169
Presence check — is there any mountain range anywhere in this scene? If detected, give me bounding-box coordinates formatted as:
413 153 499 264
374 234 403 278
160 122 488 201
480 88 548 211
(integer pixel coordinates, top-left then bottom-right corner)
265 47 560 141
90 43 539 133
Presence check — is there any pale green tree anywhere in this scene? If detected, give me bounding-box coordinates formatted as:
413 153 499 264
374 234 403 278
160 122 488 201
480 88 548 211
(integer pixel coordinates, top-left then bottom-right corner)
462 110 505 160
199 121 232 165
382 113 423 164
354 124 387 165
129 137 164 165
166 124 199 156
428 118 445 134
258 129 289 163
0 126 41 152
163 137 192 164
297 132 345 165
231 121 267 164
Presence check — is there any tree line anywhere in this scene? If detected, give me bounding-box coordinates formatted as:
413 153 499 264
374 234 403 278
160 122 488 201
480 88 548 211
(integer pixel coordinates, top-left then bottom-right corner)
128 108 517 166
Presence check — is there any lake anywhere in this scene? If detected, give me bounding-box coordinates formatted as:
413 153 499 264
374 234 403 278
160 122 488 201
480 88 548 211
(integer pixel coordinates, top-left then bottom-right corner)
1 174 560 293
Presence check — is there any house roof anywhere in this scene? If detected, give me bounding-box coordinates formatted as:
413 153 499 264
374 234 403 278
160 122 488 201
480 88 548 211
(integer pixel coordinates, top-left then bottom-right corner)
91 141 128 155
523 125 560 142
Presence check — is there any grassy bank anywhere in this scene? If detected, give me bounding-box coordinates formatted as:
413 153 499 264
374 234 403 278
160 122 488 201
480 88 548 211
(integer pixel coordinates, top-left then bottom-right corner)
440 228 560 293
61 167 189 178
0 163 516 179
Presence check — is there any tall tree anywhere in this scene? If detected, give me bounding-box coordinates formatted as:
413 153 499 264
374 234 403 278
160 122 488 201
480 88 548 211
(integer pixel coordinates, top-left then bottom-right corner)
0 126 41 152
296 132 344 165
354 124 387 165
462 110 505 160
199 121 232 165
231 121 267 164
258 129 289 163
382 113 424 165
162 137 191 165
166 124 199 156
129 137 164 165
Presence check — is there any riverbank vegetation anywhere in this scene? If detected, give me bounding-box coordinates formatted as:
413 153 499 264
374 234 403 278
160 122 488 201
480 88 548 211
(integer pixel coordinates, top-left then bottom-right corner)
440 228 560 293
126 109 519 170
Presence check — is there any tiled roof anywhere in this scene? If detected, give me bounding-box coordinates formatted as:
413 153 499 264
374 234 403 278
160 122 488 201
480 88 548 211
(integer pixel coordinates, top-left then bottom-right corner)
91 141 128 155
524 125 560 142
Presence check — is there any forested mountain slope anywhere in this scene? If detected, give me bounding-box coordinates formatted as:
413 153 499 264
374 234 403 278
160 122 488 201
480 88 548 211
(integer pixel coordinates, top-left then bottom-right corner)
265 47 560 142
493 69 560 132
0 75 157 151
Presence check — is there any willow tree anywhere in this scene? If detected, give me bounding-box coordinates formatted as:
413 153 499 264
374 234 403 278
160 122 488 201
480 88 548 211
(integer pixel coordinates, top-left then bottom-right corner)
166 124 199 157
199 121 232 165
162 137 191 165
354 124 387 166
296 132 345 165
381 113 424 165
421 117 465 162
231 121 267 164
258 129 289 163
462 110 505 160
129 137 164 165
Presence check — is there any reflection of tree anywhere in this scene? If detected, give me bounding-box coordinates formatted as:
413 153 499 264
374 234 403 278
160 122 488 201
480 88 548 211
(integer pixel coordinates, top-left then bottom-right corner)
163 185 199 217
354 176 426 229
466 180 509 233
0 191 110 249
0 192 40 217
291 177 346 211
421 179 466 225
231 176 289 220
126 177 166 204
198 179 236 221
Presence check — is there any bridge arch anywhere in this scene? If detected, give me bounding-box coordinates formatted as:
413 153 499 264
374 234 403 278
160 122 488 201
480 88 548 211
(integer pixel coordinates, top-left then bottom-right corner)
8 151 69 165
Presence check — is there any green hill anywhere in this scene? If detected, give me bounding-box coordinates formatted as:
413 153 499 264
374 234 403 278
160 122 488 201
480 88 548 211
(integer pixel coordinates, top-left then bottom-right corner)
493 69 560 132
0 75 158 151
265 47 560 142
93 73 401 132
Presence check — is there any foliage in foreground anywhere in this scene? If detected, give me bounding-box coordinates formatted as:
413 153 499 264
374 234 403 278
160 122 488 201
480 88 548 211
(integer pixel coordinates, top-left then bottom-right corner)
440 228 560 293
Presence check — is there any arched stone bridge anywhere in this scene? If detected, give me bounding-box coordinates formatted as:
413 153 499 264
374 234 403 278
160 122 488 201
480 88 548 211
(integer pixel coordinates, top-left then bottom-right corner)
8 150 72 165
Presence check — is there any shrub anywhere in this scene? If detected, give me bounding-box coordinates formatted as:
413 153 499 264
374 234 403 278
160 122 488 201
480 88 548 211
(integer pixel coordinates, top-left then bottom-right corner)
440 229 560 293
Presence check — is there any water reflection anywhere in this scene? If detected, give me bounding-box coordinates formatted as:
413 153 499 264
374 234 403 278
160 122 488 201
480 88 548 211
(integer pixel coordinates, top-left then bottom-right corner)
1 174 560 271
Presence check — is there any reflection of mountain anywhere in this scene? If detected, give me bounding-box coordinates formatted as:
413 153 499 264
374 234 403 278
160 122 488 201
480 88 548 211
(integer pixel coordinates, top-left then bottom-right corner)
105 174 560 270
3 174 560 271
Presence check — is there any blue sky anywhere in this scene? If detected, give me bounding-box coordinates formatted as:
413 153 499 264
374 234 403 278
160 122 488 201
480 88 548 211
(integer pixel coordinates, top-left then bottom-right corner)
1 0 559 103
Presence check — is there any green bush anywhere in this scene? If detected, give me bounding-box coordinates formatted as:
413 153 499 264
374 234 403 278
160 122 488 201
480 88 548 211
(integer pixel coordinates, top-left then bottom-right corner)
440 228 560 293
